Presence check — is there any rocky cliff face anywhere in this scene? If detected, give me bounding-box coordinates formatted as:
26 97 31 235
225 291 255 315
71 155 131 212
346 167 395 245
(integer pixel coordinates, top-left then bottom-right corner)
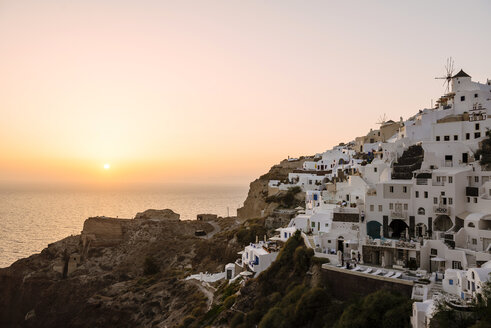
237 158 306 220
0 214 242 328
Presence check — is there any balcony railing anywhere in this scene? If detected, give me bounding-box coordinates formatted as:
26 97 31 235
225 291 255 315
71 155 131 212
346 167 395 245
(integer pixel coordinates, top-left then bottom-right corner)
434 206 451 216
390 211 408 219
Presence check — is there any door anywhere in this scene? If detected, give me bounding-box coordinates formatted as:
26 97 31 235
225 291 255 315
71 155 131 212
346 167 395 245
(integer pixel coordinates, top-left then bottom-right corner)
462 153 468 163
337 239 344 253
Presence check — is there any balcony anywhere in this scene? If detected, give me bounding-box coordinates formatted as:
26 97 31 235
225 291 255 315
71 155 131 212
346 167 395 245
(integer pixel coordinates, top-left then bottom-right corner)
390 211 408 220
434 205 451 216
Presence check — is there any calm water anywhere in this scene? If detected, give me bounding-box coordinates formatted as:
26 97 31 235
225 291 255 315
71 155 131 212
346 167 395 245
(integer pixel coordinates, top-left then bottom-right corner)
0 185 248 268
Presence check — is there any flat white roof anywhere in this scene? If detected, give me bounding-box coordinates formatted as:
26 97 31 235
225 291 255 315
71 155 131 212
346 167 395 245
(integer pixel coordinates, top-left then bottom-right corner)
433 167 472 174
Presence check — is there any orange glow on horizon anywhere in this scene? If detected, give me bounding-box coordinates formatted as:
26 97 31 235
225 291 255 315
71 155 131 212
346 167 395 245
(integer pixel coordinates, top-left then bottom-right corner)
1 1 491 189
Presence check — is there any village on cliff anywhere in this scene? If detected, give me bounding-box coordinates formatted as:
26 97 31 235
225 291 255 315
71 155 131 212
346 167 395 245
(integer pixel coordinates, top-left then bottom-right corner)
209 68 491 327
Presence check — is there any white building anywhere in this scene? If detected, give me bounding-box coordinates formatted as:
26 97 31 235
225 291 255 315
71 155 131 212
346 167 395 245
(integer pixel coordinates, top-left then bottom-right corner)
241 241 280 276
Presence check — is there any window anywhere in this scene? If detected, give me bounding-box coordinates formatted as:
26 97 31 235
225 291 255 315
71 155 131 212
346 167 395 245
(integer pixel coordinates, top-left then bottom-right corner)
436 136 440 141
325 223 329 227
389 203 394 210
449 279 453 285
475 123 480 130
475 132 481 138
466 133 470 140
370 205 374 211
431 248 438 255
452 261 462 270
437 176 441 183
312 222 316 228
454 135 458 141
434 197 438 204
468 222 475 228
448 177 453 183
418 207 425 215
404 204 408 210
467 197 470 203
444 135 450 141
424 191 428 198
475 176 479 183
389 186 394 193
403 186 407 193
474 93 478 98
378 205 383 212
461 96 465 101
474 198 478 203
374 167 377 173
472 238 477 245
441 191 445 196
448 198 453 205
415 191 419 198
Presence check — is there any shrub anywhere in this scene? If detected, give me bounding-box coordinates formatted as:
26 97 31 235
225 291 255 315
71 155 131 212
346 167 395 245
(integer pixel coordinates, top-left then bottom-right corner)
224 295 237 309
258 307 286 328
143 256 159 275
230 313 244 328
335 290 412 328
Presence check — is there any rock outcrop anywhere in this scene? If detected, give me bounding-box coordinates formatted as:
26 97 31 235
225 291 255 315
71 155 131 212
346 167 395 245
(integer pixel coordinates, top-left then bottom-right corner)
134 209 180 221
237 158 306 220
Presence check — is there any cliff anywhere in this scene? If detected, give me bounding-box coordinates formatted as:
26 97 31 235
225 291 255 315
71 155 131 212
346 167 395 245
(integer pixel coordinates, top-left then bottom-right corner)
0 212 243 328
237 158 306 220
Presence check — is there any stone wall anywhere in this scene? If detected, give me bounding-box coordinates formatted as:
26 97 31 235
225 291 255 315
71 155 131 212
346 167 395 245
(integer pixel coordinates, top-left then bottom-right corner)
197 214 218 221
321 265 413 300
81 217 125 247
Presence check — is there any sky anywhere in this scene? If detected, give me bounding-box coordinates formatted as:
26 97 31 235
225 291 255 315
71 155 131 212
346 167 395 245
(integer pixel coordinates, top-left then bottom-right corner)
1 0 491 189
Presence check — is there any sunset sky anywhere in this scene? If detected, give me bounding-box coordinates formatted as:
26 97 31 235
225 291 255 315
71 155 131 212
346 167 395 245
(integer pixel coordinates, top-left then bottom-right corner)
1 0 491 189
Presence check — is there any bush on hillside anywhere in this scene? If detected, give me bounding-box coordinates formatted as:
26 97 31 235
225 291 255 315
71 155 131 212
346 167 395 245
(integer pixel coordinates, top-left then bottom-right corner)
334 290 412 328
475 129 491 167
143 256 159 275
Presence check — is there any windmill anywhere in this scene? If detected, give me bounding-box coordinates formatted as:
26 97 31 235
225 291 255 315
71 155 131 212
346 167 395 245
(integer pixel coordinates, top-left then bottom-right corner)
376 113 387 126
435 57 455 93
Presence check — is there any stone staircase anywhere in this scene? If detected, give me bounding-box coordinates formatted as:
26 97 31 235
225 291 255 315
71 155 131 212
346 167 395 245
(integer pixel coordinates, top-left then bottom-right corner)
466 253 477 267
391 145 424 180
428 282 444 298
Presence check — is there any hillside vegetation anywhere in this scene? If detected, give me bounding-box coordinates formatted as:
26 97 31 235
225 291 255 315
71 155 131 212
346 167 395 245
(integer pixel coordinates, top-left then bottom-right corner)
191 231 413 328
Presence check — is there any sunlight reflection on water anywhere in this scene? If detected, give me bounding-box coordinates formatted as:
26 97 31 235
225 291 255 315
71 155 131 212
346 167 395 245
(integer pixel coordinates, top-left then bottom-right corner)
0 186 247 268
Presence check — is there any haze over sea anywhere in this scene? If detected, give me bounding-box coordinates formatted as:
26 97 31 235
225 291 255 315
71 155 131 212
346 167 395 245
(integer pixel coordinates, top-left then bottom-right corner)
0 184 248 268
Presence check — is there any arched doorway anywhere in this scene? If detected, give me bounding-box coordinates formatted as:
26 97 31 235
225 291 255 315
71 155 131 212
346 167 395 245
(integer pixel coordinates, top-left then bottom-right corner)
337 236 345 253
434 215 453 231
367 221 382 239
389 219 408 238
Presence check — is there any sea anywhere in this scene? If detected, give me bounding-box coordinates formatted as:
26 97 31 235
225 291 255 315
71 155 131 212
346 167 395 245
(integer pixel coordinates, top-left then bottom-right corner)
0 185 248 268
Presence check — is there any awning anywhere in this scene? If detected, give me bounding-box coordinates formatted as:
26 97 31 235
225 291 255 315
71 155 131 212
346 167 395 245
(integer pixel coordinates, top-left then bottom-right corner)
430 257 446 262
240 271 253 276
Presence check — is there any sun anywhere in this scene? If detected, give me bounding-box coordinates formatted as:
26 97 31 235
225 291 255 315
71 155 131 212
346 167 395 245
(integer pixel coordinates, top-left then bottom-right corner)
103 163 111 170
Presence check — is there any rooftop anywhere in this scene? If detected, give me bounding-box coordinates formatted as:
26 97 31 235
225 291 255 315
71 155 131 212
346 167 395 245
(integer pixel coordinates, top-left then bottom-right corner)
452 69 471 78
